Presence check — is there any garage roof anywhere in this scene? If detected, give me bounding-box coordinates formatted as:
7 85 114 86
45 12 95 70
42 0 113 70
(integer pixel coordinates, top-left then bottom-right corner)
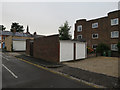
12 39 26 41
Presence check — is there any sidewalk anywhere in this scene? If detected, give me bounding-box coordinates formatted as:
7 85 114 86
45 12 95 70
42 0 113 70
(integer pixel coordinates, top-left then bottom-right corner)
51 65 118 88
6 52 119 88
16 54 63 68
63 56 119 78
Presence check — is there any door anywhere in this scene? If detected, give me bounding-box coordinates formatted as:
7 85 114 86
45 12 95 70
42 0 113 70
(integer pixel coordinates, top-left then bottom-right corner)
60 41 74 62
76 43 86 59
30 42 33 56
13 41 26 51
2 42 5 48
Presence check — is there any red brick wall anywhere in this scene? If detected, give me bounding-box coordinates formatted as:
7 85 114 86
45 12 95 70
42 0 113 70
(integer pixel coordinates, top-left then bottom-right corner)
33 35 60 63
26 39 30 55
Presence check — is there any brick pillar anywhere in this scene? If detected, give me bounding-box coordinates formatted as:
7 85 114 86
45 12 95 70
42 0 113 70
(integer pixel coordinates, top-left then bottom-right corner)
74 43 76 60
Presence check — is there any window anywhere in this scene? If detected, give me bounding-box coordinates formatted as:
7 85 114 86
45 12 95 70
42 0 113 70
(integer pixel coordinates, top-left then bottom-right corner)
92 34 98 39
3 36 5 40
111 31 119 38
111 18 119 26
92 22 98 28
77 25 82 32
92 44 98 49
111 44 118 51
77 35 82 39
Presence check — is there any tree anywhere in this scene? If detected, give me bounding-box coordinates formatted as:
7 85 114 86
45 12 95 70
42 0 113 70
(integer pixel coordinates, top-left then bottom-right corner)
58 21 72 40
96 43 110 55
0 25 6 31
10 22 24 32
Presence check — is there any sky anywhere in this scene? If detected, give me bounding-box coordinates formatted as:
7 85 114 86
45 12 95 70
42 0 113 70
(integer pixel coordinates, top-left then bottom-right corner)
0 0 119 38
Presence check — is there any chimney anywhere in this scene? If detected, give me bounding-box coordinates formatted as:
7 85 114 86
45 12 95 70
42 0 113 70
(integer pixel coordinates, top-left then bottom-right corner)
33 32 37 35
26 25 29 33
26 25 30 34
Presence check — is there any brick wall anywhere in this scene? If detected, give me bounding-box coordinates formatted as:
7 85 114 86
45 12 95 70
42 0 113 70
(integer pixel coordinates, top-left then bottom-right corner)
26 39 31 55
5 36 12 51
33 35 60 63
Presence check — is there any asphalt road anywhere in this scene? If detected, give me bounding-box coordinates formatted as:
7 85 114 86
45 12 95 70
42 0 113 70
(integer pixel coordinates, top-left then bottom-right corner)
2 52 93 88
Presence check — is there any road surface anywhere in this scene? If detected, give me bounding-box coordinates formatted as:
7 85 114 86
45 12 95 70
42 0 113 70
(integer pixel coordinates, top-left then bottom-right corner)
2 52 93 88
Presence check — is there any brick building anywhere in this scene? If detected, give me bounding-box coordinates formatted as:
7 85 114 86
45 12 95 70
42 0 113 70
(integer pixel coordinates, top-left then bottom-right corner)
74 10 120 55
0 30 13 49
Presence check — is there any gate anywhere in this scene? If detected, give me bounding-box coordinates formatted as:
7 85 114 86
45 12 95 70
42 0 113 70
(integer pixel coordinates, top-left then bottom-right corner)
30 42 33 56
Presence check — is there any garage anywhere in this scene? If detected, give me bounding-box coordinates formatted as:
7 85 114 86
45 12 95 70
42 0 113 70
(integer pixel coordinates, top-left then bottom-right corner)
60 41 74 62
60 40 87 62
27 35 87 63
13 39 26 51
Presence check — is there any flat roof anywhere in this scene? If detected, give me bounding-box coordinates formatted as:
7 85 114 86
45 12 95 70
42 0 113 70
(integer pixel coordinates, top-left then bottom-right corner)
12 39 26 41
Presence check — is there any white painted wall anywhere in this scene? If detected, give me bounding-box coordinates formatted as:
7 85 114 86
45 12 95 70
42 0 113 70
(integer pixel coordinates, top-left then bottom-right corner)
0 43 1 48
60 41 74 62
76 42 86 60
13 41 26 51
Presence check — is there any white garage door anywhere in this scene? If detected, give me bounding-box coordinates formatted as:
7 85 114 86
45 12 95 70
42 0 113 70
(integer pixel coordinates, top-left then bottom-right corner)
13 41 26 51
60 41 74 62
76 43 86 59
0 43 1 48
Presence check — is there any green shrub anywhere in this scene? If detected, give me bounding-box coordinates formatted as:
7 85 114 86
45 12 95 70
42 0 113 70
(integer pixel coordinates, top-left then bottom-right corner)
96 43 110 55
117 42 120 53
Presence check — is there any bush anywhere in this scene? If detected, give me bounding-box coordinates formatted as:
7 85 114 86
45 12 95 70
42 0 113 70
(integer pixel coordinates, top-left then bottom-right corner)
117 42 120 54
96 43 110 56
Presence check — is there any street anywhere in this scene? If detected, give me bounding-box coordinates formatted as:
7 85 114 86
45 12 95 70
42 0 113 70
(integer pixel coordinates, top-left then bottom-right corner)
2 52 93 88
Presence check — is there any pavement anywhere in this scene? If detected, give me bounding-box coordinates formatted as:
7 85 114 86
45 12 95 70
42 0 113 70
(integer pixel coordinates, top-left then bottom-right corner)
63 56 119 78
5 52 120 88
2 52 93 88
16 54 63 68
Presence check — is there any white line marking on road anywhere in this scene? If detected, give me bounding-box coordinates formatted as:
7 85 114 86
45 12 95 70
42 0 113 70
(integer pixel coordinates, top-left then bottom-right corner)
2 64 18 78
2 56 9 61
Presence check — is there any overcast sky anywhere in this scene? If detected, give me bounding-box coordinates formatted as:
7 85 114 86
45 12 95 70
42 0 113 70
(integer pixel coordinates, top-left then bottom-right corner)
0 0 119 38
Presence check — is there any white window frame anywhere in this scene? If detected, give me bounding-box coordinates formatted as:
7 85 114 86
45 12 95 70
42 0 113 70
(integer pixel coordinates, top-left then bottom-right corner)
92 22 98 28
111 18 119 26
77 35 82 39
111 31 119 38
77 25 82 32
111 44 118 51
92 34 98 39
92 44 98 50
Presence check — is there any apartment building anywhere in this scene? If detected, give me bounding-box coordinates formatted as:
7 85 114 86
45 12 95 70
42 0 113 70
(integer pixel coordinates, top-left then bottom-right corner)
74 10 120 53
